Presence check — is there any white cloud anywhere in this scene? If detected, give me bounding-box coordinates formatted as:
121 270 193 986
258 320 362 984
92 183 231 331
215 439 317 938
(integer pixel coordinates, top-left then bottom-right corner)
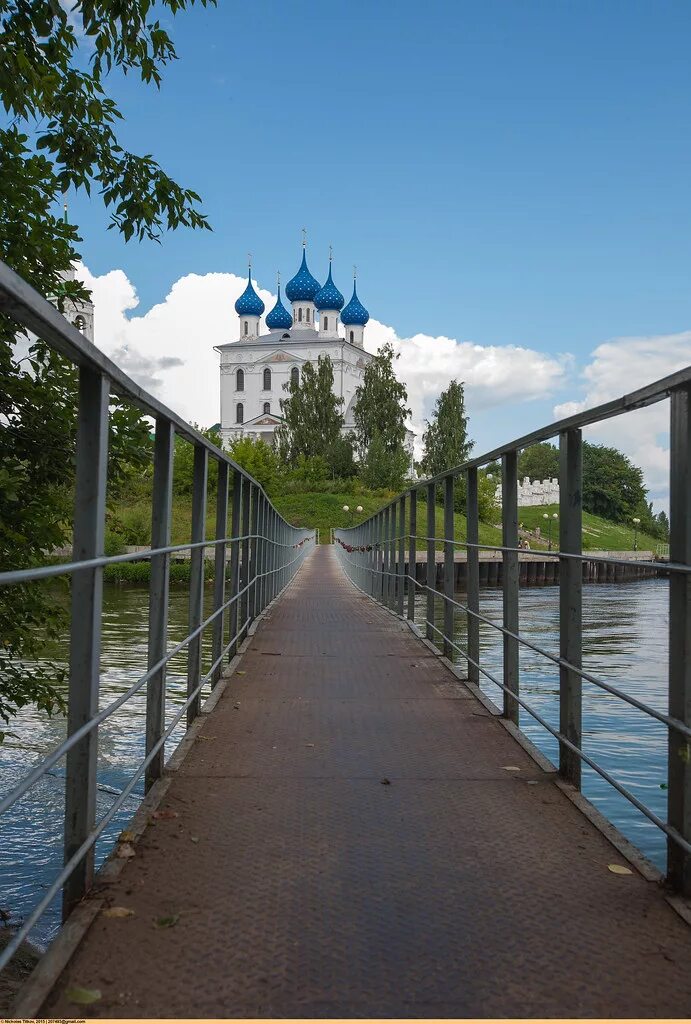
553 332 691 511
80 263 567 439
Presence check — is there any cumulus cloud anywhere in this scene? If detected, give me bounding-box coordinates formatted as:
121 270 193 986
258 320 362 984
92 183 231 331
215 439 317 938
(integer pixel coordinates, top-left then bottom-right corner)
553 332 691 510
79 263 567 439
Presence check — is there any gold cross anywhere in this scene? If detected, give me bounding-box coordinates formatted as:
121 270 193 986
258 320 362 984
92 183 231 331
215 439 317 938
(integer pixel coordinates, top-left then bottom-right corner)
302 227 307 248
329 244 333 262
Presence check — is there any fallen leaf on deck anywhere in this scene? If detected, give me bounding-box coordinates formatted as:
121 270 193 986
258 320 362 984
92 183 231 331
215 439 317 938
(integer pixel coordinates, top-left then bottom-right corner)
526 780 538 786
237 670 246 675
154 914 180 929
501 766 521 772
66 986 102 1005
152 809 179 821
380 778 391 785
103 906 135 919
116 843 135 859
190 835 200 844
608 864 633 875
119 830 136 843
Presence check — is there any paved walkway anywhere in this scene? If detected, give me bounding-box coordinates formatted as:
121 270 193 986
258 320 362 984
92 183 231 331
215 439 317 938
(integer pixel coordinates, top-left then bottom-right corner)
45 546 691 1017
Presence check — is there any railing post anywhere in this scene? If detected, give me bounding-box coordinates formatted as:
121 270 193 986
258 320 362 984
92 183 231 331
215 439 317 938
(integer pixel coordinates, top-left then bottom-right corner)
249 483 260 622
376 512 383 598
388 501 397 610
668 384 691 894
382 506 390 604
443 474 455 659
426 482 436 641
211 460 229 687
228 471 242 657
145 417 175 792
63 368 109 918
559 428 583 787
239 478 251 642
257 493 267 614
397 494 406 616
187 444 208 728
408 489 417 621
466 467 480 684
502 452 519 724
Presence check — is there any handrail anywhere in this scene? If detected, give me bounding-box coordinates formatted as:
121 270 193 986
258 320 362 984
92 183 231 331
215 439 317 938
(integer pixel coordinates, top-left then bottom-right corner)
0 258 317 973
334 366 691 896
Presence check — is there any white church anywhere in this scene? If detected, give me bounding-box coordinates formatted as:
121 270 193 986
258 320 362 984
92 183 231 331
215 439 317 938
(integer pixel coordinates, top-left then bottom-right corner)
215 242 408 452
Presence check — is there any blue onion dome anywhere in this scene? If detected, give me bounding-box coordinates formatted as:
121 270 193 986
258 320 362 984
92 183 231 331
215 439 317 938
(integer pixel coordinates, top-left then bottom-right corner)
285 249 321 302
314 263 345 311
341 281 369 325
266 281 293 329
234 267 265 316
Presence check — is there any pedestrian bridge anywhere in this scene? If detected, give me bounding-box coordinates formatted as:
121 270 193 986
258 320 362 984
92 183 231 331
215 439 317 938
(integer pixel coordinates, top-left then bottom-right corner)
1 259 691 1017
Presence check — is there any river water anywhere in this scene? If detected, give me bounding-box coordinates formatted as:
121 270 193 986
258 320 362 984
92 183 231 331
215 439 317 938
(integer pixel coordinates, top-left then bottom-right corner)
1 576 670 951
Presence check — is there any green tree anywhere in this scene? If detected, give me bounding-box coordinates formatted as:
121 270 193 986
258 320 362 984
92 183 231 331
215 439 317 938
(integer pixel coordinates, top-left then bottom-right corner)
1 0 213 734
581 442 648 524
275 355 344 469
225 435 284 495
352 343 410 485
420 380 473 477
518 442 559 481
359 429 410 491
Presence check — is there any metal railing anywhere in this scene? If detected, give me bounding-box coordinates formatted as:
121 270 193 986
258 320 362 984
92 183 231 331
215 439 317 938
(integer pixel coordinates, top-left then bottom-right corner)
0 260 315 971
335 366 691 894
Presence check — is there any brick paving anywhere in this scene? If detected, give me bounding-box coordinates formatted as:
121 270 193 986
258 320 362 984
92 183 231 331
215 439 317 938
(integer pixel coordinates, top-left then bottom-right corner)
45 545 691 1017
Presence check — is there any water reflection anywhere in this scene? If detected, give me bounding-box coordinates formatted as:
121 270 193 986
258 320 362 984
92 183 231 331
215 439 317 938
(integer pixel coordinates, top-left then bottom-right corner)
0 586 213 950
414 578 669 871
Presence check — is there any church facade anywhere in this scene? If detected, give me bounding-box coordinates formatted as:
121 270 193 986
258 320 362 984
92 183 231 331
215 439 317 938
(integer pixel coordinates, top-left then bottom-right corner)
215 244 374 447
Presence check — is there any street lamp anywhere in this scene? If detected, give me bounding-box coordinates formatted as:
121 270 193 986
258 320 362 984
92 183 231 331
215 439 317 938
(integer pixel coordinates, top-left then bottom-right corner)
343 504 353 526
633 516 640 552
543 511 558 551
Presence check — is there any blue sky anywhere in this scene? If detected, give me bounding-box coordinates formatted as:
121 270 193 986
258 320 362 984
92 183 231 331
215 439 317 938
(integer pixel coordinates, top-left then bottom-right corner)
64 0 691 503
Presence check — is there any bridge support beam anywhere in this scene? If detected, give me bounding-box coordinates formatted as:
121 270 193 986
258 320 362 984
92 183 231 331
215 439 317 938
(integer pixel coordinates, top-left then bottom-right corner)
502 451 519 724
668 383 691 894
63 369 110 918
559 427 583 788
443 475 455 659
146 418 175 791
211 460 229 687
187 444 208 728
466 467 480 684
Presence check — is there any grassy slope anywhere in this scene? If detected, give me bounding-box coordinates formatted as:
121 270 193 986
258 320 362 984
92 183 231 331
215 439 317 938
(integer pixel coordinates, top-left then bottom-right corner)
516 503 660 552
108 492 658 554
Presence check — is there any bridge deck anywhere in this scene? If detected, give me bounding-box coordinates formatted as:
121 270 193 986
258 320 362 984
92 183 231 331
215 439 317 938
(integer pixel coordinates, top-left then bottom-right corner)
44 546 691 1017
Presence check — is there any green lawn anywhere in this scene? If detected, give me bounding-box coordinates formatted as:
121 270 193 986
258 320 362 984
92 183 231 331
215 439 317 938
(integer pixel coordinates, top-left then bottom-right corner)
107 492 658 555
516 504 660 552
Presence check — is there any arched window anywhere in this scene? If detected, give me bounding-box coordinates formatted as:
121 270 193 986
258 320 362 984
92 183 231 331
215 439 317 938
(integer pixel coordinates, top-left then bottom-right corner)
291 366 299 387
306 307 310 323
244 320 248 336
236 368 244 391
263 367 271 391
236 403 244 424
349 330 354 343
263 402 270 414
323 316 328 331
73 315 85 332
298 308 302 322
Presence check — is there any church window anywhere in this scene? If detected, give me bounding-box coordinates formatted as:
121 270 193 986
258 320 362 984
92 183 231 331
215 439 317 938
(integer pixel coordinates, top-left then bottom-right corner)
263 367 271 391
73 315 85 332
306 308 310 323
298 308 302 322
244 321 248 335
263 402 270 414
236 368 244 391
349 330 354 343
291 366 299 386
323 316 328 331
236 403 244 424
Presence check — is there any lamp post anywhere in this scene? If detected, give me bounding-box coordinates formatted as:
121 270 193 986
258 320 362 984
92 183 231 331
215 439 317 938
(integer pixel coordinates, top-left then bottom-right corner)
633 516 640 552
342 504 353 526
543 511 558 551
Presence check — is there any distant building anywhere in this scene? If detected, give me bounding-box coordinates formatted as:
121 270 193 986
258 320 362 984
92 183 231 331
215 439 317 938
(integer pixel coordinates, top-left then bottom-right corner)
60 266 95 342
215 241 414 464
495 477 560 507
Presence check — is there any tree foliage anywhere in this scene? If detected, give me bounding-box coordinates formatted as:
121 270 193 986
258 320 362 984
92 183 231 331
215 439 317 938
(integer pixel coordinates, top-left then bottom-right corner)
518 442 559 482
275 356 345 472
0 0 213 733
352 343 410 490
420 379 473 477
225 435 284 496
